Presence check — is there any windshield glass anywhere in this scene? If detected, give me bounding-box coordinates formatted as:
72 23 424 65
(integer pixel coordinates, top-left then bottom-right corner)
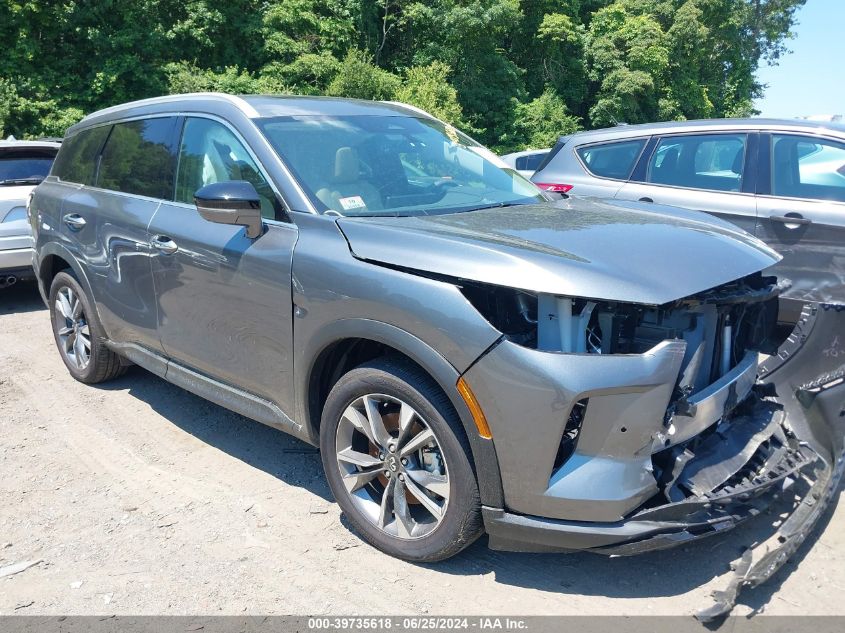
0 155 55 184
257 115 543 216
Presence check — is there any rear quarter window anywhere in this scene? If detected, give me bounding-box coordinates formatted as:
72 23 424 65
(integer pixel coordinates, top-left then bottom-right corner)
51 126 110 185
515 152 549 172
97 117 177 199
576 139 647 180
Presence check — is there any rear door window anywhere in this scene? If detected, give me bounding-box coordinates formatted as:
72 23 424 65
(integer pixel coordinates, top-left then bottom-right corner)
771 134 845 203
51 126 110 185
97 117 178 199
576 139 646 180
646 134 746 192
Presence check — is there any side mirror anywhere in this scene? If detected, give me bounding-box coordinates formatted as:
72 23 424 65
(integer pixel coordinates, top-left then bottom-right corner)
194 181 263 239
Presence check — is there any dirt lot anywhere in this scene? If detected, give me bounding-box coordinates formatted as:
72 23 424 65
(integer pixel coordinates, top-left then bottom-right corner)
1 280 844 618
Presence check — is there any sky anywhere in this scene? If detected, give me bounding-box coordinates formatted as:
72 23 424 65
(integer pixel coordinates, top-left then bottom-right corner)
754 0 845 118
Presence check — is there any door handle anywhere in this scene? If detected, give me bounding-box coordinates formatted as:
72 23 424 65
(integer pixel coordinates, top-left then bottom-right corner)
638 197 653 203
770 214 812 227
62 213 86 230
150 235 179 254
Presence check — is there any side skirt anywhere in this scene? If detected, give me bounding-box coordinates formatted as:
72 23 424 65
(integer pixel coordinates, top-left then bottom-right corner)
105 341 306 442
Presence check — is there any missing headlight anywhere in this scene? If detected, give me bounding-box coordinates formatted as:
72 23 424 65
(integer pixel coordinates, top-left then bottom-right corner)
460 274 779 372
460 282 539 347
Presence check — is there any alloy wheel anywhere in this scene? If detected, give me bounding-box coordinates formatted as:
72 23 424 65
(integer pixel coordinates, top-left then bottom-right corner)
334 394 450 540
55 286 91 370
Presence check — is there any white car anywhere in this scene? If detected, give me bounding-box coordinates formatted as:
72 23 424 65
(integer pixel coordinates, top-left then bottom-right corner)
499 148 550 178
0 137 60 288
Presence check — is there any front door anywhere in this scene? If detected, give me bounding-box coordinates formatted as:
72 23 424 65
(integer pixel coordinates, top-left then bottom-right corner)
148 116 298 413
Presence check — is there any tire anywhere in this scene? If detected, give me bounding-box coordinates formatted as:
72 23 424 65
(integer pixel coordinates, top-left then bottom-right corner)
320 356 483 562
49 269 126 384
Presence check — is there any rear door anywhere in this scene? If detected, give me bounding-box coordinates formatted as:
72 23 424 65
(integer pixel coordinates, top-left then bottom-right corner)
49 125 111 272
755 132 845 305
615 132 759 236
148 116 298 412
65 117 178 351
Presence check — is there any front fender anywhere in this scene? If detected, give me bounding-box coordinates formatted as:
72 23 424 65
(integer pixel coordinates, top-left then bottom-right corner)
297 317 505 509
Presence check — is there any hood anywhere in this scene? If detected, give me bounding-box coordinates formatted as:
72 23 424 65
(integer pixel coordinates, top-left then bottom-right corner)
336 198 781 305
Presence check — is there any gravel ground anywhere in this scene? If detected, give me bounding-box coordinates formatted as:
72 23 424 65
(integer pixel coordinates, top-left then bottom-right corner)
1 280 844 618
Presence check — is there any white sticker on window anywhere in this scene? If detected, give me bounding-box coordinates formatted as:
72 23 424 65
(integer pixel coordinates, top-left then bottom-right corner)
338 195 367 210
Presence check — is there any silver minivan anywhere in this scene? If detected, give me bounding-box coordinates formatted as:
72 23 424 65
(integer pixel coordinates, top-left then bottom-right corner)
531 119 845 318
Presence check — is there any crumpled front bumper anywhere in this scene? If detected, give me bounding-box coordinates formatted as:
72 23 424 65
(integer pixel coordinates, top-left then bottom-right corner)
468 303 845 617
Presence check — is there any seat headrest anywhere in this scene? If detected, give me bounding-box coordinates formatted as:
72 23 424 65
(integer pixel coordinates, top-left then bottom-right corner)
334 147 359 183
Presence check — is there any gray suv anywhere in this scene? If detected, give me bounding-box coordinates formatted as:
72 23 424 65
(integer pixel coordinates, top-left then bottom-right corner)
531 119 845 320
30 95 844 614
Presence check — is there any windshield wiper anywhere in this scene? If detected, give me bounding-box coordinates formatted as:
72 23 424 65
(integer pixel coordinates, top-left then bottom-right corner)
0 177 44 186
467 201 532 212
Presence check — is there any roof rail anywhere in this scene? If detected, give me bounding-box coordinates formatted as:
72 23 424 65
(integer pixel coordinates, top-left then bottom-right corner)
79 92 260 123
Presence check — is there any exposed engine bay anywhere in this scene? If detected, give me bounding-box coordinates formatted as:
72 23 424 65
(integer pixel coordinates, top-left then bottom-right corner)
460 271 779 365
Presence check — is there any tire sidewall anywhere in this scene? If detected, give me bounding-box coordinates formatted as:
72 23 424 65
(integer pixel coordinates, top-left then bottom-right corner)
320 361 481 562
49 271 102 383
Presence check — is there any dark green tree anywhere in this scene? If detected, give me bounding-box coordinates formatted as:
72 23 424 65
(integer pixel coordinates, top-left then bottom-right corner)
0 0 806 150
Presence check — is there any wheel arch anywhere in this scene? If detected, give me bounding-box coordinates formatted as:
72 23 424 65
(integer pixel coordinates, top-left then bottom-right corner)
36 243 114 339
298 319 505 508
37 244 90 301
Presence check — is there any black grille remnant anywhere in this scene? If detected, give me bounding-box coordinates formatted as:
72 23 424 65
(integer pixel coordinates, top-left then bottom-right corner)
554 399 588 470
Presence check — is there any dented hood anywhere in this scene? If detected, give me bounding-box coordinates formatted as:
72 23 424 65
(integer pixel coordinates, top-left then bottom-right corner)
337 198 781 305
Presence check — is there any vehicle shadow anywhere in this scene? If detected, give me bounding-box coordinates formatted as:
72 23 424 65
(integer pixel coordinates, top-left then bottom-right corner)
97 354 844 612
96 367 333 502
0 280 46 315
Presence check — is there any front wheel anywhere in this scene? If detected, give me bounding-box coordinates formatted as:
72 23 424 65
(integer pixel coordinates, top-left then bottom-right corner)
320 358 483 562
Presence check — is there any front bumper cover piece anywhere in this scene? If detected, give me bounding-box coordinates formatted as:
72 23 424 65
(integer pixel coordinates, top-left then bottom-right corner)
476 303 845 619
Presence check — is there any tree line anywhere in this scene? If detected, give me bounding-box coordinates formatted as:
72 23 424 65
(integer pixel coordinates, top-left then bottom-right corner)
0 0 805 152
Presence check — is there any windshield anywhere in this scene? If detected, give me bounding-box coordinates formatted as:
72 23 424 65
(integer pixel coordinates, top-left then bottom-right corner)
256 115 543 216
0 154 56 185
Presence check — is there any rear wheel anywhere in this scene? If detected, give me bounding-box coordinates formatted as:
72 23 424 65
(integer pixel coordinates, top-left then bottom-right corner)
320 357 483 562
49 270 126 384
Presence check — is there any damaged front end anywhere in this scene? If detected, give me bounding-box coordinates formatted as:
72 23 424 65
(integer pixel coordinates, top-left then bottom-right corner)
462 275 845 618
